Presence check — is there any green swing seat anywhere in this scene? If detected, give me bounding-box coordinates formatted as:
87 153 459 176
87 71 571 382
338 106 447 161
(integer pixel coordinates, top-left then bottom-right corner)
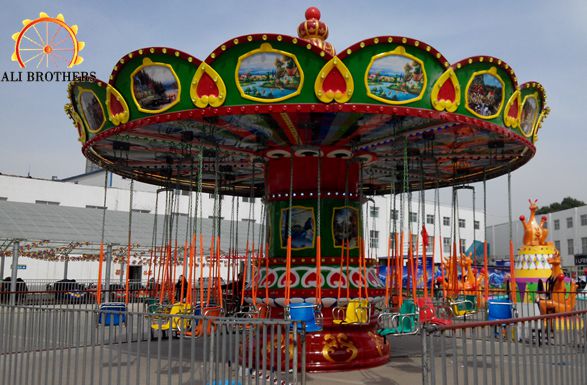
377 299 419 336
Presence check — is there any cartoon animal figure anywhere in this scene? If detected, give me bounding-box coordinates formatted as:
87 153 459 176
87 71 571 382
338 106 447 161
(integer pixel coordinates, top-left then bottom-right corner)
537 251 576 314
519 199 551 246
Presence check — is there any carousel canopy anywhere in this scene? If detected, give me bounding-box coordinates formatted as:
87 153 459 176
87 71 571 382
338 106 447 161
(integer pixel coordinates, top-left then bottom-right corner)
66 7 548 196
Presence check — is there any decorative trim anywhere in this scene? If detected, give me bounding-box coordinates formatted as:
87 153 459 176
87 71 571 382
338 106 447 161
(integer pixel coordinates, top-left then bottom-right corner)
533 107 550 142
235 43 304 103
464 66 505 120
76 87 106 134
315 56 353 103
431 67 460 112
365 46 427 105
190 62 226 108
130 58 181 114
503 89 521 128
105 85 129 125
71 109 86 143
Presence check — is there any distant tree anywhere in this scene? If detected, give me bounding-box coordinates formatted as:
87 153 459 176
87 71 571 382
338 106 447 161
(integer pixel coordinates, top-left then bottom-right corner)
536 197 586 214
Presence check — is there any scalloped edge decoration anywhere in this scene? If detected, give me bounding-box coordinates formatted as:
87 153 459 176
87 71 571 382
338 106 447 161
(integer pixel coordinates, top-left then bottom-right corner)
130 57 182 114
315 56 353 103
503 89 521 128
464 66 505 120
235 43 304 103
190 62 226 108
72 109 87 143
519 92 540 138
431 67 460 112
105 85 129 125
365 46 427 105
76 86 106 134
532 106 550 143
65 104 87 144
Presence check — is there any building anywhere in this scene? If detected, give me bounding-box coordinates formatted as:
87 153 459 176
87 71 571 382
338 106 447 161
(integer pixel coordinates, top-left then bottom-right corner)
0 171 484 281
486 205 587 267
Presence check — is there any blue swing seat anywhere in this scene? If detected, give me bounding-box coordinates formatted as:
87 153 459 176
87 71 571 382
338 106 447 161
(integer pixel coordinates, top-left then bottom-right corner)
98 302 127 326
286 303 323 332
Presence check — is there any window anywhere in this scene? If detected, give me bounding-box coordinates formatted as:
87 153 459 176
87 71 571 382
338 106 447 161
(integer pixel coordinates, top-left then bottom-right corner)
242 197 255 203
0 197 7 201
131 209 150 214
428 236 435 249
460 239 467 253
568 239 574 255
542 221 548 229
369 230 379 249
208 194 223 200
208 215 225 220
391 209 398 220
35 200 59 205
554 219 560 230
411 234 418 247
474 220 480 230
582 237 587 254
443 237 451 253
370 206 379 218
554 240 560 251
567 217 573 228
443 216 450 226
242 218 256 223
409 212 417 222
426 214 434 225
459 219 466 228
86 205 107 210
581 214 587 226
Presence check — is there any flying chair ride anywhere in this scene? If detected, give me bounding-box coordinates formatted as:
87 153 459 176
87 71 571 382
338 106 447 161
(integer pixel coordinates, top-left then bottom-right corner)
65 7 549 371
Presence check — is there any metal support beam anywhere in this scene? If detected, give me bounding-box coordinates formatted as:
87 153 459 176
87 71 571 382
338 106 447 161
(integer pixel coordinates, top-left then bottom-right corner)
63 258 69 280
104 243 113 303
9 241 19 306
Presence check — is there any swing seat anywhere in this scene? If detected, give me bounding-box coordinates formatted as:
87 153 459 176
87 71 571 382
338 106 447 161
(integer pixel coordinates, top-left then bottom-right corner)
286 303 323 332
377 299 419 336
416 297 452 326
332 299 370 325
98 302 127 326
487 299 515 321
183 306 224 337
449 295 477 318
150 302 191 332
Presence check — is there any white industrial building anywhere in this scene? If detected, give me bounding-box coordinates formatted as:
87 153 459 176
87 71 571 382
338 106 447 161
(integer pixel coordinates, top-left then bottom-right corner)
0 166 485 282
487 205 587 267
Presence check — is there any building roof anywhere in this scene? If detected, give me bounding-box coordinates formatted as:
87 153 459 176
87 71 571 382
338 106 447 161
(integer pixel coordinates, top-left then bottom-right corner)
0 200 261 255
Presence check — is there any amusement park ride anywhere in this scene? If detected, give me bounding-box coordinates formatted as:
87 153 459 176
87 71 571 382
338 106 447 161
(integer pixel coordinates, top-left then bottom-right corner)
65 7 550 371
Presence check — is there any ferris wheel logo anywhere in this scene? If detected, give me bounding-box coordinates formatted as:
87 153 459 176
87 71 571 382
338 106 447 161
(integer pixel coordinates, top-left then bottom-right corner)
11 12 85 69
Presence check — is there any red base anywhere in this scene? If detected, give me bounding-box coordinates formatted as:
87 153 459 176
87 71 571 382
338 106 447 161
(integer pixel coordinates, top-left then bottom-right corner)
303 323 390 372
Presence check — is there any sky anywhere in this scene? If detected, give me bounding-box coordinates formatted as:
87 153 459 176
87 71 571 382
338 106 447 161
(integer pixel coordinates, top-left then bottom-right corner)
0 0 585 225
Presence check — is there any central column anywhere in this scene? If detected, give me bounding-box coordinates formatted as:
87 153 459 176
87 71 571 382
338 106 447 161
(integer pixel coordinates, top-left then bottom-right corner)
245 148 389 371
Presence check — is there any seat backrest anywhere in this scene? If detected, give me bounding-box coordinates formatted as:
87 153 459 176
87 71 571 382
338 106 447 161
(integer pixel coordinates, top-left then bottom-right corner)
288 303 316 323
487 300 513 320
416 297 434 322
400 299 416 314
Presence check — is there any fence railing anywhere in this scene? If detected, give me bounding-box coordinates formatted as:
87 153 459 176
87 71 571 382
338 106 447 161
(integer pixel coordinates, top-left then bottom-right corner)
422 309 587 385
0 305 305 385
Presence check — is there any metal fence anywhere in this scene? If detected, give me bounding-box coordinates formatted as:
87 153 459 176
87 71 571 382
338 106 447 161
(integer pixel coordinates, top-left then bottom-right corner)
0 305 305 385
422 309 587 385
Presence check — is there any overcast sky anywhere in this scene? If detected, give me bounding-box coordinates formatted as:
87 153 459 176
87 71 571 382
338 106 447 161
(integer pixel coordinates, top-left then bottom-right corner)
0 0 585 225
